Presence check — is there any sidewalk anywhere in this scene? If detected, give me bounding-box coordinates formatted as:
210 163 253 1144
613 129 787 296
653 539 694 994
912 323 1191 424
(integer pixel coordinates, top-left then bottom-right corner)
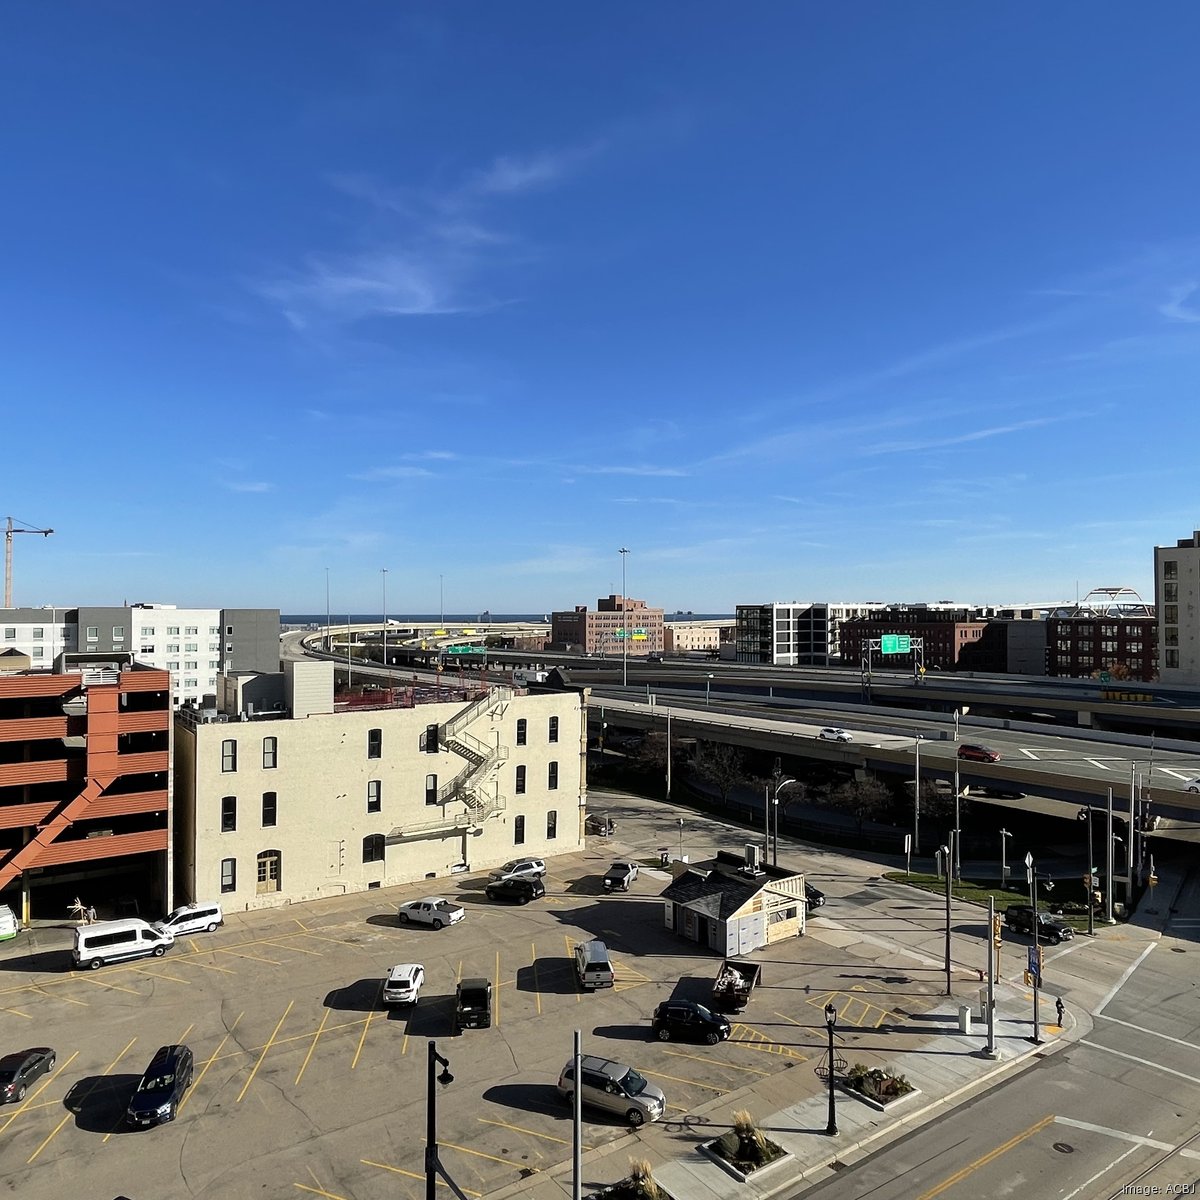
487 854 1188 1200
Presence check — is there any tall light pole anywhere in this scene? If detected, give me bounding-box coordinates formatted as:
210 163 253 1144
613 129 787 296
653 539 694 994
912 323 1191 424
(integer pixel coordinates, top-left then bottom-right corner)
939 836 954 996
772 777 797 867
1026 852 1042 1046
913 734 924 855
824 1003 839 1136
953 759 962 883
1078 806 1095 937
325 567 331 654
381 568 388 673
619 547 630 687
665 709 672 799
425 1041 455 1199
999 828 1012 889
1105 786 1115 924
705 673 714 707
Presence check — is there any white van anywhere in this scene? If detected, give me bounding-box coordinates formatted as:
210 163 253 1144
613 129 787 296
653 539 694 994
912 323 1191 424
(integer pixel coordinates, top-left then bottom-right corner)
0 904 18 942
73 919 174 970
154 902 224 937
573 939 615 991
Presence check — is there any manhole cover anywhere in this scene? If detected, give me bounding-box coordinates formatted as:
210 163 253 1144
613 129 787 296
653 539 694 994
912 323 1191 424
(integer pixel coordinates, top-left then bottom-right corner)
1052 1142 1075 1154
1171 947 1187 953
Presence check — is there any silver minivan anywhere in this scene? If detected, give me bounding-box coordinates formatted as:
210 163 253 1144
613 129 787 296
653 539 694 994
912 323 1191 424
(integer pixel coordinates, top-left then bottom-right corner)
73 919 174 970
556 1055 666 1127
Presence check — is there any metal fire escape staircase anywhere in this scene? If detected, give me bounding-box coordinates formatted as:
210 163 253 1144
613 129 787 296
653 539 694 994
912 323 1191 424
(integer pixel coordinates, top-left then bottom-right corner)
390 687 513 841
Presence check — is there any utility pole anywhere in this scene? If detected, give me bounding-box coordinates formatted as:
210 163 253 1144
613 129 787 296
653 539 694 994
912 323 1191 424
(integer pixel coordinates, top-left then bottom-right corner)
4 517 54 608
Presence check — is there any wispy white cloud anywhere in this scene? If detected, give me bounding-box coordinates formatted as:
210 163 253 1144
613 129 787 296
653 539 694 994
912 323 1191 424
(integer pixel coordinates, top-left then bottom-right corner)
1160 282 1200 323
573 464 689 477
224 480 273 493
862 414 1071 455
472 143 601 195
351 464 435 481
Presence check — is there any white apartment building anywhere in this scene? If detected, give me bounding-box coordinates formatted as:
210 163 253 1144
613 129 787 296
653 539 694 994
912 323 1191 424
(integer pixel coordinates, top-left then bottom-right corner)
173 662 586 911
1156 531 1200 684
735 602 890 666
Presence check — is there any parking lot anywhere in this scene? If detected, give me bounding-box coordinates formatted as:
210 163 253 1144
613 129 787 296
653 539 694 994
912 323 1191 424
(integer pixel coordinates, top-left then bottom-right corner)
0 806 948 1200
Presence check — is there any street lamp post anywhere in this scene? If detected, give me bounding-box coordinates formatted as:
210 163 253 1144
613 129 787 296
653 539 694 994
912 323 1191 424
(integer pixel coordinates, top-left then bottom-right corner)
824 1003 839 1136
953 759 962 883
677 817 684 860
425 1041 455 1199
1078 806 1095 937
953 708 961 742
999 828 1012 889
1026 853 1042 1046
619 547 630 688
772 776 797 867
913 734 924 855
939 836 954 996
705 673 714 707
381 568 388 673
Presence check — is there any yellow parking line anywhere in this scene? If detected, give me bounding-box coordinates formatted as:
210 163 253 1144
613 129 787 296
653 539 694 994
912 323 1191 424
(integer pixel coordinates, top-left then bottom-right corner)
640 1068 727 1093
189 938 200 954
172 956 236 975
0 1049 78 1134
296 1007 332 1085
351 986 382 1070
211 1018 366 1065
218 947 285 967
915 1115 1054 1200
293 918 311 932
81 974 141 995
181 1012 243 1114
237 1000 293 1102
1 1007 32 1019
663 1048 771 1076
436 1138 523 1168
267 939 323 956
362 1158 480 1194
132 966 193 986
28 1042 131 1162
478 1116 587 1149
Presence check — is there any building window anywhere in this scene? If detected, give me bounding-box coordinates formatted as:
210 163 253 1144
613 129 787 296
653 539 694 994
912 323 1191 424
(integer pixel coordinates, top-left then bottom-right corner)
1165 628 1179 646
185 660 198 670
516 718 527 746
1165 605 1179 624
2 628 14 640
262 792 277 827
1164 582 1179 603
220 858 236 893
140 627 154 637
86 626 99 640
515 765 526 794
1166 648 1180 668
141 645 155 655
1163 559 1178 579
256 849 281 894
424 723 439 753
227 626 234 635
167 644 180 654
185 643 198 653
367 780 382 813
263 737 277 769
425 774 438 805
221 795 237 832
210 626 220 634
547 810 557 840
167 661 180 671
548 761 559 790
167 626 180 635
221 740 237 772
362 834 385 864
548 715 559 743
514 814 526 845
32 627 43 639
112 626 125 640
31 647 43 659
185 625 198 635
367 728 382 759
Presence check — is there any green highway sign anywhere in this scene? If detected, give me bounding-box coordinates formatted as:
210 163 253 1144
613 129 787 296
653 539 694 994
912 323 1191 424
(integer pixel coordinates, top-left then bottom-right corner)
446 645 485 654
881 634 911 654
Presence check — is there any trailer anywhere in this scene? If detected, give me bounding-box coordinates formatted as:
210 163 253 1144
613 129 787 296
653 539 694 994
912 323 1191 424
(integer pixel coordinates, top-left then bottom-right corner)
711 959 761 1013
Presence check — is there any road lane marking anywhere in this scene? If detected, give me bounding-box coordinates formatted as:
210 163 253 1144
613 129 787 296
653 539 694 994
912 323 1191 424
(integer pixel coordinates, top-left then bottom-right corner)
640 1067 727 1093
181 1011 243 1114
132 966 193 985
495 950 500 1027
1097 1013 1200 1050
266 938 324 957
1060 1145 1141 1200
1020 748 1040 759
171 956 237 974
351 986 382 1070
362 1158 480 1194
914 1115 1054 1200
1081 1040 1200 1085
1095 942 1156 1015
1085 758 1111 771
293 917 311 932
1054 1115 1175 1152
238 999 294 1101
28 1043 132 1163
296 1007 332 1085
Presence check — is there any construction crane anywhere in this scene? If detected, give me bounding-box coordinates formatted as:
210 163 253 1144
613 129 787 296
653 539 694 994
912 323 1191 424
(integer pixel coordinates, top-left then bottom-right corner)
4 517 54 608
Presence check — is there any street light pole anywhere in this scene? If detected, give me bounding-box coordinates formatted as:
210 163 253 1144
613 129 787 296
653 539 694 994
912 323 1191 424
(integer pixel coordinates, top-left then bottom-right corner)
772 777 797 867
953 759 962 883
1026 852 1042 1045
999 828 1012 889
824 1003 839 1136
425 1041 455 1200
619 547 630 688
665 709 672 799
940 834 954 996
706 673 714 707
381 568 388 673
1078 805 1095 937
913 734 923 855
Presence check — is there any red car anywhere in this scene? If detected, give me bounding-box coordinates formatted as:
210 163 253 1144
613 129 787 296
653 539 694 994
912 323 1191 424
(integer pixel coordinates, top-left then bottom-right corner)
958 743 1001 763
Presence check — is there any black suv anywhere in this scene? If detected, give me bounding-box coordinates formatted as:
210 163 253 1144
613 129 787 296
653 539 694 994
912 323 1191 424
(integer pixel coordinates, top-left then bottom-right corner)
484 876 545 904
804 883 826 912
455 978 492 1031
127 1044 194 1127
1004 905 1073 944
651 1000 731 1045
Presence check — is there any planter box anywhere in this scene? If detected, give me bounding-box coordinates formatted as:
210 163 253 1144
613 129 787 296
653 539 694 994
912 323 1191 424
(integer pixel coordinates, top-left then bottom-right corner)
840 1080 922 1113
699 1140 794 1184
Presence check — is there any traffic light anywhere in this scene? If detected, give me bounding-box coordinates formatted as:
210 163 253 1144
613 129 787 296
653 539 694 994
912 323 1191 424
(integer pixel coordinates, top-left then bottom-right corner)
991 916 1003 948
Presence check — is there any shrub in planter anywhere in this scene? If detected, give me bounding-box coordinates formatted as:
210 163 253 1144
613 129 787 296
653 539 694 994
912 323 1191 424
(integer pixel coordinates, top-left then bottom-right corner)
845 1062 914 1102
708 1109 788 1172
585 1157 675 1200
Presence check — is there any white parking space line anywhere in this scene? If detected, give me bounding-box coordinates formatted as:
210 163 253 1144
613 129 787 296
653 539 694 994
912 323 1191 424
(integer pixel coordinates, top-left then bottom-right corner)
1096 1012 1200 1051
1020 749 1041 759
1085 759 1111 770
1054 1115 1176 1152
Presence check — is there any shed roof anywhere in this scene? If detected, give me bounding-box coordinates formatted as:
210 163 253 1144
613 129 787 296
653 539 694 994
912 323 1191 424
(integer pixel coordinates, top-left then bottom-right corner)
659 852 803 921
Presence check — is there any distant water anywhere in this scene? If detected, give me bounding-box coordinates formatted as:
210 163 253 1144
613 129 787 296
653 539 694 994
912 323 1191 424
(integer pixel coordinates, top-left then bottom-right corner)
283 612 733 625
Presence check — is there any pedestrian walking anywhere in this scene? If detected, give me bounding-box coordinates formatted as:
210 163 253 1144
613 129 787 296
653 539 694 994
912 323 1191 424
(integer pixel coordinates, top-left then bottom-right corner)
85 905 97 925
1055 996 1065 1026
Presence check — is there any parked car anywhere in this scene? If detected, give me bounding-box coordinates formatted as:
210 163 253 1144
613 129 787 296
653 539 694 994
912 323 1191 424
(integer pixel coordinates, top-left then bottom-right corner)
603 861 639 892
397 898 465 930
556 1055 665 1127
455 977 492 1031
1004 904 1074 944
382 963 425 1007
819 727 852 742
958 743 1001 763
126 1044 194 1127
804 883 826 911
1186 778 1200 794
585 813 615 836
0 1047 55 1103
484 876 545 905
652 1001 731 1044
488 858 546 882
982 787 1025 799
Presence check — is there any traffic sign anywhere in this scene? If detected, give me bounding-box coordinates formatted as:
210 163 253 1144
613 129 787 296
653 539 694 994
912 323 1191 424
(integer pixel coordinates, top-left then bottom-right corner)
881 634 912 654
446 646 484 654
1026 945 1042 984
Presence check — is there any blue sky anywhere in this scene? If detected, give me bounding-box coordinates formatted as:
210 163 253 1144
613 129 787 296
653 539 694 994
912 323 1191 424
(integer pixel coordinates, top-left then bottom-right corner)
4 3 1199 614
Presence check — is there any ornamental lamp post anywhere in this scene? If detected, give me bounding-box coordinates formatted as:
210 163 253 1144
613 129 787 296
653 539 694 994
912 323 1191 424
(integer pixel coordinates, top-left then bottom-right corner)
824 1003 839 1136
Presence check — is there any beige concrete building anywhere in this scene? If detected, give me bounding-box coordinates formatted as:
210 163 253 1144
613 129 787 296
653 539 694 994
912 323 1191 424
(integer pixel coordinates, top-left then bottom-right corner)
663 620 733 655
551 595 664 657
173 662 586 911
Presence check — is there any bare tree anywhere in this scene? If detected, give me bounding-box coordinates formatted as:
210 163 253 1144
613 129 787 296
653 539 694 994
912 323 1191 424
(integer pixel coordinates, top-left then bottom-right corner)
826 777 893 835
691 741 748 805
